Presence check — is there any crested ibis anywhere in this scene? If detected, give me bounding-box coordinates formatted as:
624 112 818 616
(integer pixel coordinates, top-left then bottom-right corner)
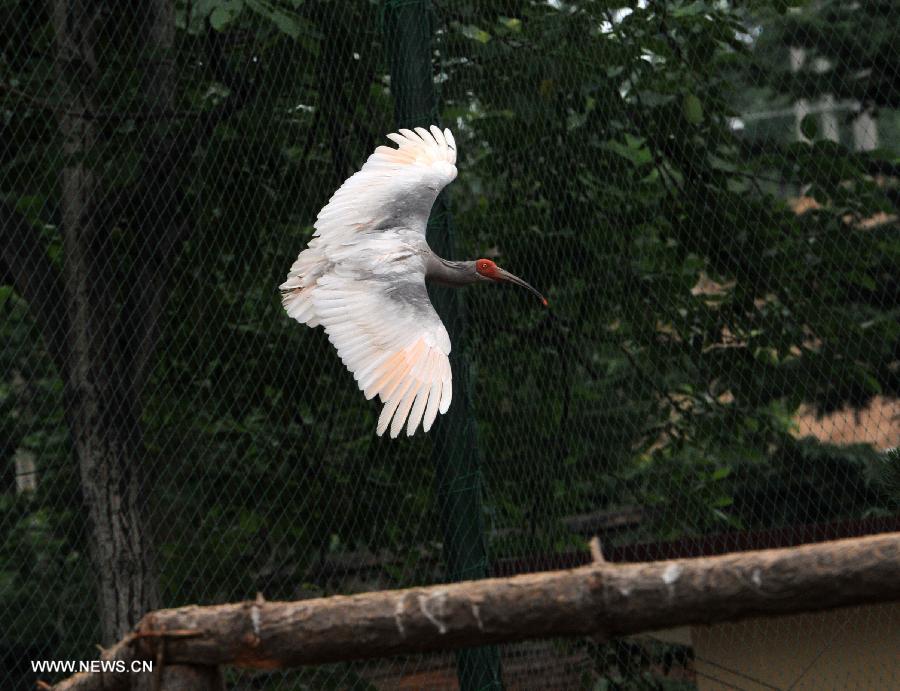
281 126 546 438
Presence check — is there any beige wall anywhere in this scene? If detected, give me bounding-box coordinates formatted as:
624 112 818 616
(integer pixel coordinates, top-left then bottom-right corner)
691 602 900 690
794 395 898 451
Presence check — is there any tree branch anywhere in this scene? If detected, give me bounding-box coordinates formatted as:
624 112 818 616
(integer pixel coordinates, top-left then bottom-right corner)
0 81 196 122
0 202 69 374
48 532 900 691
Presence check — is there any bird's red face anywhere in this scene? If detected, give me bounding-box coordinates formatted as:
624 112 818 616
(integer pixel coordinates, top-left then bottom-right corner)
475 258 548 307
475 258 499 279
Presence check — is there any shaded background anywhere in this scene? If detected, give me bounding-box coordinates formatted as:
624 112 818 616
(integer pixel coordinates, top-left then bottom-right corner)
1 0 898 688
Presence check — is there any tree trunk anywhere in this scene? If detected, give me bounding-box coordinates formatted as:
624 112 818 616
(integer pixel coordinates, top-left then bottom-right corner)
52 0 166 644
70 410 159 644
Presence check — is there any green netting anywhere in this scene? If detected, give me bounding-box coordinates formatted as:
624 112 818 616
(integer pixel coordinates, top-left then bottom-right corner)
1 1 898 689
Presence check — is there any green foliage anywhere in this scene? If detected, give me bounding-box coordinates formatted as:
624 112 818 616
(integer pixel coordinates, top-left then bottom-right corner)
750 0 898 108
437 0 897 551
1 0 897 687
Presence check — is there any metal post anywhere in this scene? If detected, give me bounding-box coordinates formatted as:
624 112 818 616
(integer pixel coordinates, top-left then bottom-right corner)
382 2 503 689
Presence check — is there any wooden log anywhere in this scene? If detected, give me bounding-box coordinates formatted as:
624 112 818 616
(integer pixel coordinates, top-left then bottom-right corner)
146 665 224 691
49 532 900 690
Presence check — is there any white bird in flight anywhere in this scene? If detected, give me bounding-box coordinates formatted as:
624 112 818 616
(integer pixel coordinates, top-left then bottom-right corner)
281 126 546 438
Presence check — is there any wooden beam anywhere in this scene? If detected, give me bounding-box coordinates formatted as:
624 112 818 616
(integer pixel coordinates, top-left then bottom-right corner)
49 533 900 690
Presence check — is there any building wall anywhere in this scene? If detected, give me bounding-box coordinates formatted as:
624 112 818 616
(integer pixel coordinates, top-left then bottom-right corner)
691 602 900 690
794 395 899 451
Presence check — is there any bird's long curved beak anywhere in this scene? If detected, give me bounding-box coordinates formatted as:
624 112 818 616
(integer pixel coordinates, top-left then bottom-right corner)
494 268 548 307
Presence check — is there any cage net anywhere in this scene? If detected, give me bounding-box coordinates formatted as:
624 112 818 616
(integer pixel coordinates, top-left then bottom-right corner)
1 0 898 689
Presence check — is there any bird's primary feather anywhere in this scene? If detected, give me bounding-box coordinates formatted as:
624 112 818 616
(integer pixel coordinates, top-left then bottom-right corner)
281 126 457 437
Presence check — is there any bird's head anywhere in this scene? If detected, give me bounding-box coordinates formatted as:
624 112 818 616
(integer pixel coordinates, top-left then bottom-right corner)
474 258 548 307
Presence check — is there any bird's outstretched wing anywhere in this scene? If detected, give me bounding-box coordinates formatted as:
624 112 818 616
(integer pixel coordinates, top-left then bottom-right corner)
281 126 457 437
312 263 452 438
316 125 457 242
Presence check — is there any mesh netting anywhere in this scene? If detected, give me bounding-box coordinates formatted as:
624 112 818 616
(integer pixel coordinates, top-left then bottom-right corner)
1 1 898 689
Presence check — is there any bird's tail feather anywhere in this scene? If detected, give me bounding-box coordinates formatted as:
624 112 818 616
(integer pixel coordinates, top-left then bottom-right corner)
281 285 318 327
280 247 325 327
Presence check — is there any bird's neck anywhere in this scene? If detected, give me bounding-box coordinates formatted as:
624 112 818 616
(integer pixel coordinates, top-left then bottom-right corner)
424 256 476 287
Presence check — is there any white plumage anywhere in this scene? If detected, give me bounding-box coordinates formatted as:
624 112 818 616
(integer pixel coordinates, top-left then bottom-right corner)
281 126 458 438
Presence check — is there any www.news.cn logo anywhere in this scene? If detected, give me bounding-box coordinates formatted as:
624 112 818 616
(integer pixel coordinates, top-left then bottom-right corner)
32 660 153 674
